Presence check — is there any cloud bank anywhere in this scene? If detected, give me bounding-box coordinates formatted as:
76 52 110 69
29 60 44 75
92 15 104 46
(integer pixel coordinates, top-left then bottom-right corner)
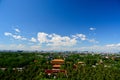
4 28 120 52
4 32 27 40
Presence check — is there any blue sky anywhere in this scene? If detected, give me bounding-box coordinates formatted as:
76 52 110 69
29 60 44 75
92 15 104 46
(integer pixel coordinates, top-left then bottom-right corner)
0 0 120 52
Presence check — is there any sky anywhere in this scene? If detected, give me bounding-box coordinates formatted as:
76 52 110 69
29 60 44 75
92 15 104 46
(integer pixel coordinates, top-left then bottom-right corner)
0 0 120 52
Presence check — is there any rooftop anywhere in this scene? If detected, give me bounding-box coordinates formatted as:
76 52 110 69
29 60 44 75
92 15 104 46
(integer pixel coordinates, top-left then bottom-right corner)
52 59 64 62
53 65 61 68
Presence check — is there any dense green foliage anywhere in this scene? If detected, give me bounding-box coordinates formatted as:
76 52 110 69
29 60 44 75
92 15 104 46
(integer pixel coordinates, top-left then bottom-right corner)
0 52 120 80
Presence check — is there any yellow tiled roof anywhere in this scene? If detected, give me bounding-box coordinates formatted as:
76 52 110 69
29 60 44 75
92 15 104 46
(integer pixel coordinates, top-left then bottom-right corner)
53 65 61 68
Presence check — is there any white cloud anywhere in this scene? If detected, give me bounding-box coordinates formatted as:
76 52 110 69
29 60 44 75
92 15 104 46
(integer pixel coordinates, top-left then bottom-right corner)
4 30 105 51
37 32 77 47
72 34 99 44
106 43 120 47
90 27 96 31
37 32 49 43
5 31 95 48
106 44 115 47
72 34 86 40
76 34 86 40
4 32 12 36
30 37 37 42
4 32 27 40
14 28 20 33
48 34 77 46
12 35 27 40
37 32 99 47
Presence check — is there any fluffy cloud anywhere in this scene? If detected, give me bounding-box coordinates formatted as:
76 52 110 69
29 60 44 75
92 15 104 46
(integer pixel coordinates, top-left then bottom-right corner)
4 30 102 51
4 32 12 36
73 34 86 40
14 28 20 33
37 32 49 43
37 32 77 47
37 32 99 47
48 34 77 46
90 27 96 31
72 34 99 43
30 37 37 42
12 35 27 40
4 32 27 40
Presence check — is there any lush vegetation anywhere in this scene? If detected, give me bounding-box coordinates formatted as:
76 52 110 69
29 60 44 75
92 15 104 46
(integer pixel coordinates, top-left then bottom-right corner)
0 52 120 80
